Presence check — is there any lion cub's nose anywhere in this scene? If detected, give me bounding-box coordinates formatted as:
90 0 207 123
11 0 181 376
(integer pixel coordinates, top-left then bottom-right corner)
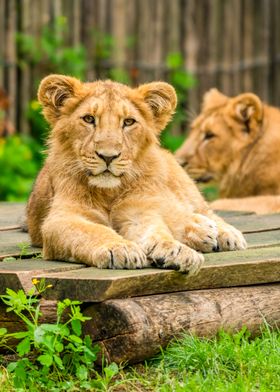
96 152 121 166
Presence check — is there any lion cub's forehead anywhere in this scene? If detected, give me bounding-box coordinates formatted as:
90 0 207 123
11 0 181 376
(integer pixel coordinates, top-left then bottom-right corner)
81 81 137 116
192 111 225 132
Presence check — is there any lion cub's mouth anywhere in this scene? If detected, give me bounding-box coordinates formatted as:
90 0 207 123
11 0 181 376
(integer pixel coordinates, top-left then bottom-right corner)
186 168 215 183
85 168 121 178
195 173 214 183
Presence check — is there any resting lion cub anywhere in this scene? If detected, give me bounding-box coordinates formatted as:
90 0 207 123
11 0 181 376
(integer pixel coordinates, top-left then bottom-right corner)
175 89 280 213
175 89 280 198
27 75 246 275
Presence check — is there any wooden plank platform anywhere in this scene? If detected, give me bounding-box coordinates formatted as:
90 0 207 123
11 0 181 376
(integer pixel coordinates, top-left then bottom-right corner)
33 246 280 301
0 230 40 260
1 202 280 364
0 202 25 231
0 203 280 300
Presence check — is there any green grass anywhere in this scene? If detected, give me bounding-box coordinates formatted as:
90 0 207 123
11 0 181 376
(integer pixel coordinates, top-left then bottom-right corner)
111 327 280 392
1 327 280 391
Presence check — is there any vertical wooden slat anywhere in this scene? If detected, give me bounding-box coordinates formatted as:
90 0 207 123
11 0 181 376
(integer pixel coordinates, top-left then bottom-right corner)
5 0 17 129
111 0 126 74
183 0 199 110
18 0 31 134
232 0 242 95
0 0 6 86
72 0 81 46
242 0 254 91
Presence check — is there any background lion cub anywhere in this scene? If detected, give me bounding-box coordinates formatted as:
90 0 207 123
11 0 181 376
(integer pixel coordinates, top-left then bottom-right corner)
175 89 280 213
27 75 246 275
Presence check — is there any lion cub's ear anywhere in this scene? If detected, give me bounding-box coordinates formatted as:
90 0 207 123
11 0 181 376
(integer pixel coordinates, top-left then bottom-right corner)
231 93 263 125
38 74 83 125
137 82 177 131
202 88 228 111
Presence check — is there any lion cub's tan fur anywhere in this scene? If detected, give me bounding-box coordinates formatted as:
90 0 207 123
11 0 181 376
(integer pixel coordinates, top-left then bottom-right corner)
27 76 246 274
175 89 280 213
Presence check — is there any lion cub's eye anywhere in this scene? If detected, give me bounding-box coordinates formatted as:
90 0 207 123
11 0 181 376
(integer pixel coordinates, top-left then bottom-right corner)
204 131 215 140
82 115 95 125
123 118 136 127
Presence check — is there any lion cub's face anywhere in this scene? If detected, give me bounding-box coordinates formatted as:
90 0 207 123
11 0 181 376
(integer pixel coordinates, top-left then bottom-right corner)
38 75 177 189
63 87 152 189
175 89 263 183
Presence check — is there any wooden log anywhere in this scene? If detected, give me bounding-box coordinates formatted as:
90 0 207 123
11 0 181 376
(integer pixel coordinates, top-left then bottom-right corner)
38 246 280 302
0 299 58 334
84 284 280 364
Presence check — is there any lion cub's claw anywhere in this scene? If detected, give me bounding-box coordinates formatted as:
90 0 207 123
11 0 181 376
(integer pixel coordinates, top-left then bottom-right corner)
92 240 148 269
184 214 219 253
217 224 247 251
146 239 204 276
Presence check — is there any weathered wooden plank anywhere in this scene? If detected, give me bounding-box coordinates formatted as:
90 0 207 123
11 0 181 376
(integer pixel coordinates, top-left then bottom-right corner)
0 203 25 230
226 213 280 233
37 246 280 301
0 230 39 260
245 229 280 249
0 259 85 294
215 210 254 218
84 284 280 364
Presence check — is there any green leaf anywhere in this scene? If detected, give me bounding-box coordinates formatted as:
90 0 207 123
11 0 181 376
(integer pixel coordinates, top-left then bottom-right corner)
13 331 30 339
76 364 88 381
55 341 64 352
104 362 119 379
166 52 183 68
53 354 64 369
68 334 83 344
34 325 46 344
7 361 18 372
14 360 27 382
17 337 30 356
0 328 7 336
38 353 53 367
41 323 61 333
71 319 82 336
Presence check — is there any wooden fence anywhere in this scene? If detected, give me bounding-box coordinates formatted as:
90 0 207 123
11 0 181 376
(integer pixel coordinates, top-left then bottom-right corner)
1 0 280 134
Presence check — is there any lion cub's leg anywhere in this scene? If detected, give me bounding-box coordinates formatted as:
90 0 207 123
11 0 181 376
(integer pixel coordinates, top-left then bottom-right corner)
118 216 204 276
42 206 147 269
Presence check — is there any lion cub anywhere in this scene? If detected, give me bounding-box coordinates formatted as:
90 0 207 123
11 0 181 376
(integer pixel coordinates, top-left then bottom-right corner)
27 75 246 275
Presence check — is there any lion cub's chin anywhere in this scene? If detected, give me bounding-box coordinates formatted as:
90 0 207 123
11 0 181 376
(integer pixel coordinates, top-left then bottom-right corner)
88 174 122 189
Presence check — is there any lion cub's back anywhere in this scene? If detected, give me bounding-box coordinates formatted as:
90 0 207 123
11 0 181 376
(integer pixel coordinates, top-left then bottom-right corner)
27 164 54 246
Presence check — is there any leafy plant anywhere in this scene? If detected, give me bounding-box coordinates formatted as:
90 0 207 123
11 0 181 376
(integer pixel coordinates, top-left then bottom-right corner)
0 135 43 201
0 281 118 390
17 16 86 79
161 53 197 152
17 16 87 143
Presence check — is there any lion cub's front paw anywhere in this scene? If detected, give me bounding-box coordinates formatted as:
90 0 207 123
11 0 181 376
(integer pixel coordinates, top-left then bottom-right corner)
183 214 219 253
217 224 247 251
92 240 148 269
146 239 204 276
